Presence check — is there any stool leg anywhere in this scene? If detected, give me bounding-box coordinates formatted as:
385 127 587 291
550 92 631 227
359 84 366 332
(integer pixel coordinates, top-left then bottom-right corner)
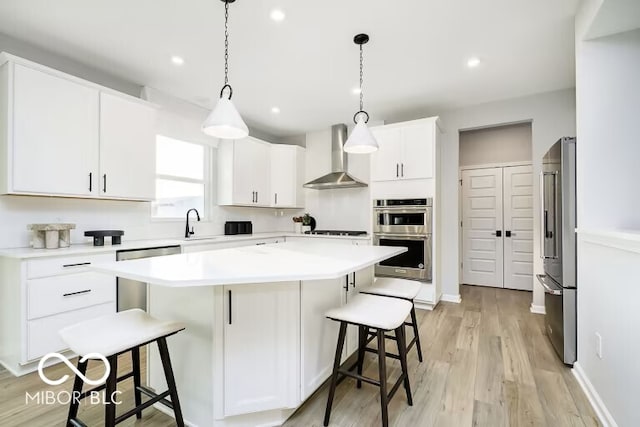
157 337 185 427
396 326 413 406
323 322 348 427
105 355 118 427
356 325 368 389
66 359 88 427
377 329 389 427
132 346 142 419
410 303 423 362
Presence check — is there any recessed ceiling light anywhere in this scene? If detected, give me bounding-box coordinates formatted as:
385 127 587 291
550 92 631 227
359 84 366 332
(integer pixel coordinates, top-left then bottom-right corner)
467 57 481 68
270 9 286 22
352 87 362 94
271 107 281 114
171 56 185 66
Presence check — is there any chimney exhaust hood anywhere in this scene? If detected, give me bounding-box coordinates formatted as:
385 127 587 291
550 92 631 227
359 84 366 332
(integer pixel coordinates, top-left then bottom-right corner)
303 124 368 190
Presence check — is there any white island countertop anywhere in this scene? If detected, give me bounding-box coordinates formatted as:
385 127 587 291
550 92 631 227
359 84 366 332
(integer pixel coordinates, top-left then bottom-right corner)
91 241 405 287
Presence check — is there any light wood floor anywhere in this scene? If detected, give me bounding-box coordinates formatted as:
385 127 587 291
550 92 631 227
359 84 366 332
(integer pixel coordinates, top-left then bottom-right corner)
0 285 599 427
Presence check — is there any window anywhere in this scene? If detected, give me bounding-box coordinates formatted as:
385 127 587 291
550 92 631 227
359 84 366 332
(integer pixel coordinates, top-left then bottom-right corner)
152 135 207 219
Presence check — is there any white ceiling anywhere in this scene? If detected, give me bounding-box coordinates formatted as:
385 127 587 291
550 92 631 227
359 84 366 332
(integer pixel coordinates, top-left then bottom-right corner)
0 0 579 137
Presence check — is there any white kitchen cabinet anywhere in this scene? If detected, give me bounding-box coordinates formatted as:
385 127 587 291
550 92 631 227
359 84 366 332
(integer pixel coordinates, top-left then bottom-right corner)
217 137 271 207
98 92 156 200
6 63 99 196
181 237 282 253
370 118 437 182
0 53 156 201
270 144 305 208
223 282 300 417
343 267 375 360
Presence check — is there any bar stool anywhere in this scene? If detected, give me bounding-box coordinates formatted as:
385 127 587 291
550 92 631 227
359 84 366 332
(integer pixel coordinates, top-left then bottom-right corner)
360 277 424 362
324 294 413 427
58 309 186 427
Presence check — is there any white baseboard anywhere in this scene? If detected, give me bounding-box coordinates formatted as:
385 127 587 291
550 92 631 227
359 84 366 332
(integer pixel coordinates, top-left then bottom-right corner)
440 293 462 303
572 362 618 427
530 304 546 314
414 301 435 311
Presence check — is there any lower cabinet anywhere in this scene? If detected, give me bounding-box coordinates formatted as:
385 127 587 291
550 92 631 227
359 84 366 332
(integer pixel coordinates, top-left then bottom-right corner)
343 267 374 361
223 281 300 417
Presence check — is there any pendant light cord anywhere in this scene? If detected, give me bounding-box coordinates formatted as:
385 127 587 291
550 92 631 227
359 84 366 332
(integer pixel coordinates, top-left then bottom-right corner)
224 0 229 86
359 43 364 112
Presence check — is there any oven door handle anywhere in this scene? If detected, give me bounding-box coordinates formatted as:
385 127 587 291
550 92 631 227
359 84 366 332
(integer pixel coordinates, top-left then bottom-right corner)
373 208 429 213
374 233 429 239
536 274 562 296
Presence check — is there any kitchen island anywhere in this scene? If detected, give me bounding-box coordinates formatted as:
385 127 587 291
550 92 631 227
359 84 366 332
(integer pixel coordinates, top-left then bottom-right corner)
91 241 406 427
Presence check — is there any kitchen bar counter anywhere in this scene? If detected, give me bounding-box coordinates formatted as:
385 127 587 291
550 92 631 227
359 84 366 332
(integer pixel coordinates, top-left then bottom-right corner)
90 241 402 287
0 231 371 259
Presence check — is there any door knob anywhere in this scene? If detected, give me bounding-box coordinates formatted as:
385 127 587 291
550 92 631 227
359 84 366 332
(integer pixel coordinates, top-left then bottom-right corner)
491 230 502 237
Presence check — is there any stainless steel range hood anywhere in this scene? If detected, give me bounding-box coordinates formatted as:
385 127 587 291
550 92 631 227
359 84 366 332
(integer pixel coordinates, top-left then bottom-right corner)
303 124 368 190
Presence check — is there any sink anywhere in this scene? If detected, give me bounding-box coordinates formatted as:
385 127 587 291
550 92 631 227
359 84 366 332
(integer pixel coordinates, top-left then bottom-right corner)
183 236 219 242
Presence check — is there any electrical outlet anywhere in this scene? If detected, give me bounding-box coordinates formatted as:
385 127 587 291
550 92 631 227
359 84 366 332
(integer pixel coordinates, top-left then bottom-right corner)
595 332 603 359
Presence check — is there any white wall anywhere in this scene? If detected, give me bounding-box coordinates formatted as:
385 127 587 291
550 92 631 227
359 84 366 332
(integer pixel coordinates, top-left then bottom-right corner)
459 122 532 167
303 127 372 231
438 89 576 304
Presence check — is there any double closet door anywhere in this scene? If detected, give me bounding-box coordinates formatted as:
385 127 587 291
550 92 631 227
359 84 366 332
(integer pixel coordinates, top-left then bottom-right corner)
461 165 533 290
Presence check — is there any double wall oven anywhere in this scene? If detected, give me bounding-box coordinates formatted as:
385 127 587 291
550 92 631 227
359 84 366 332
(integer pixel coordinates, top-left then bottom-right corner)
373 198 432 281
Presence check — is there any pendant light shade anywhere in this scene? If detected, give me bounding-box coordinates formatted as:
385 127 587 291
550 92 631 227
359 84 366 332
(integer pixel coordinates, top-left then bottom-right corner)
344 33 378 154
344 116 378 153
202 95 248 139
202 0 248 140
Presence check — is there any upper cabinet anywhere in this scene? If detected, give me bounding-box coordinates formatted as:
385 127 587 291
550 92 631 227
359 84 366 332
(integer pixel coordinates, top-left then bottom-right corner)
370 118 437 182
0 53 157 201
270 144 304 209
218 138 305 208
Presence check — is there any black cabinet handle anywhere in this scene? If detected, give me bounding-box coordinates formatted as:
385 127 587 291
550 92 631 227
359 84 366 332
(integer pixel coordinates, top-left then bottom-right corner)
344 274 349 291
352 272 356 288
228 290 232 325
63 289 91 297
275 193 278 205
401 163 404 177
63 262 91 268
396 164 399 178
103 174 107 193
89 173 92 192
256 191 258 203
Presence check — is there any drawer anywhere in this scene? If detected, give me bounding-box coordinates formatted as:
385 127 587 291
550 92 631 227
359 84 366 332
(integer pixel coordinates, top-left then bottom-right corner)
27 272 115 320
27 253 114 279
26 302 115 362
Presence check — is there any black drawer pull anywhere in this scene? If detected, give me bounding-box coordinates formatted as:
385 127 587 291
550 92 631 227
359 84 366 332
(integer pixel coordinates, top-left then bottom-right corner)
63 289 92 297
62 262 91 268
228 290 232 325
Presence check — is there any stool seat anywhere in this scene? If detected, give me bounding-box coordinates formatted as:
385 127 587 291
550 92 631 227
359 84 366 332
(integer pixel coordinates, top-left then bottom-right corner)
362 277 422 300
326 294 412 330
59 308 185 357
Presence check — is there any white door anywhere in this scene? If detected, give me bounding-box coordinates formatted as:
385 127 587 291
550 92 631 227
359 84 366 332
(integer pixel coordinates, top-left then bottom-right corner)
400 123 434 180
370 127 402 182
503 166 534 290
461 168 504 288
223 282 299 417
99 92 156 200
12 64 99 196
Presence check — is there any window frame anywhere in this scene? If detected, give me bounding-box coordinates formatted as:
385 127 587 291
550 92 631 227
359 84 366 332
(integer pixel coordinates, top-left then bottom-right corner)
150 135 213 222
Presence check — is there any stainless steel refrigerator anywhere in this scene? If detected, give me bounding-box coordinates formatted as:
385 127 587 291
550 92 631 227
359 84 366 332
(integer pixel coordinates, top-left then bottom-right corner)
537 137 577 365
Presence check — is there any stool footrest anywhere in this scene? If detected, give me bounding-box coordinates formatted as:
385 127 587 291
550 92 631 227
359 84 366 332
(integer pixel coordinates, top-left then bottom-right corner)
115 389 171 424
364 346 400 360
137 385 175 410
69 418 88 427
78 371 135 400
387 374 407 403
338 368 381 387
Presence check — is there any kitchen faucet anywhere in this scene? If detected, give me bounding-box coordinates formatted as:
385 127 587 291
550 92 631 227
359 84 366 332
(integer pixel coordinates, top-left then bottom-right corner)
185 208 201 238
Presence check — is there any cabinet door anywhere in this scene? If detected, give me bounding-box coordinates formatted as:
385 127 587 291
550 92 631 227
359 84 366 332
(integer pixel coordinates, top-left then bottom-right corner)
370 127 402 182
232 138 262 205
300 278 343 400
400 123 434 180
270 145 303 208
12 64 99 196
223 282 300 416
344 266 375 359
99 92 156 200
252 140 271 206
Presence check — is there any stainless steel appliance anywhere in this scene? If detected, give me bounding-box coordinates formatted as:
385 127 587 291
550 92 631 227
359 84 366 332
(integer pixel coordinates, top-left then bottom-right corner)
116 245 181 311
373 198 433 281
537 137 576 365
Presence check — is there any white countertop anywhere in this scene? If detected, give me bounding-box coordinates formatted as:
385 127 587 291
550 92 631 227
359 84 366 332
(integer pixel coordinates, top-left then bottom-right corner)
90 241 404 287
0 232 371 259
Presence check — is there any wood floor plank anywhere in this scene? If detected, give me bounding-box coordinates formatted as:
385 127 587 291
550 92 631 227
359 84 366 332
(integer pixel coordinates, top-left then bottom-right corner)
456 310 481 352
474 335 504 405
534 369 587 427
504 380 547 427
501 318 536 386
436 348 477 427
472 399 508 427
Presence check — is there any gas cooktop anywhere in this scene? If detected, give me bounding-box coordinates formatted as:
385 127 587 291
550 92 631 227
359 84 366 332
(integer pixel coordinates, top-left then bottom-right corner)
305 230 368 236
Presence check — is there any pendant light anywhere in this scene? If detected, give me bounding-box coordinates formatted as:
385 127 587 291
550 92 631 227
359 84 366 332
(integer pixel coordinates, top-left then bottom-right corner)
202 0 249 139
343 33 378 154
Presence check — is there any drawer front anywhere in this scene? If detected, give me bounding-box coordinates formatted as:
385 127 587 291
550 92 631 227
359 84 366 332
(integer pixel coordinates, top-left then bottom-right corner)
26 302 115 362
27 272 115 320
27 253 114 279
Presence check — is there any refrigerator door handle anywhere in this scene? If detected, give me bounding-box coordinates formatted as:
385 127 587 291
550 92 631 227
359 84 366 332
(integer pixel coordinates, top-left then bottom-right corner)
537 274 562 296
